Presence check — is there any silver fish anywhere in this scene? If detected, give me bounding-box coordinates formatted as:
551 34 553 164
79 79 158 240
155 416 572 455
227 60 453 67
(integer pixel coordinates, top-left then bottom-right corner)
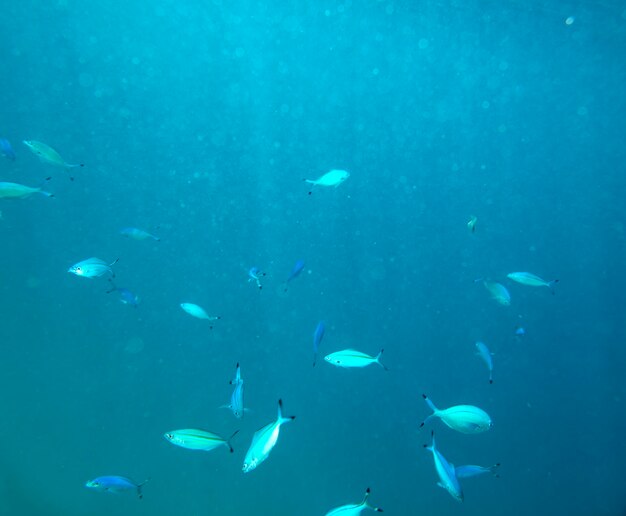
482 280 510 306
23 140 83 168
0 182 53 200
424 431 463 502
475 341 494 384
325 487 383 515
455 463 500 479
324 348 388 370
227 363 245 419
507 272 558 289
180 303 220 323
420 395 493 434
304 169 350 193
242 399 295 473
68 257 118 278
163 428 237 453
120 227 160 241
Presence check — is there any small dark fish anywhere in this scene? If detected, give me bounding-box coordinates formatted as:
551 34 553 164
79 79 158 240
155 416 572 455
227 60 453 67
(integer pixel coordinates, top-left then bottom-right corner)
0 138 16 161
107 279 139 307
283 260 305 293
312 321 325 367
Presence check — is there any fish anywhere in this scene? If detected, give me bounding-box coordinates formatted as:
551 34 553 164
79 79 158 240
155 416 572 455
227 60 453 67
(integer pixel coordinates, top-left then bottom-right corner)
0 182 53 200
324 349 388 370
106 279 139 307
312 321 325 367
481 280 511 306
120 227 161 241
85 476 149 498
242 399 295 473
424 431 463 502
68 257 118 278
180 303 220 325
475 341 494 384
455 463 500 479
22 140 84 169
0 138 16 161
287 260 305 282
248 267 265 289
164 428 238 453
226 362 245 419
515 326 526 338
507 272 558 289
420 395 493 434
467 215 477 233
305 169 350 193
325 487 384 515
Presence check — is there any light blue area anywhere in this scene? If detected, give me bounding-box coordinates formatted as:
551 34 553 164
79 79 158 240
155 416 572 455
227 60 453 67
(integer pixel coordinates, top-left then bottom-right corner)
1 1 625 514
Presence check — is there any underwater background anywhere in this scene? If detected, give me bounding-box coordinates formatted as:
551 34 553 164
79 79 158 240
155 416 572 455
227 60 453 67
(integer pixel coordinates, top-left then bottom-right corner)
1 0 625 514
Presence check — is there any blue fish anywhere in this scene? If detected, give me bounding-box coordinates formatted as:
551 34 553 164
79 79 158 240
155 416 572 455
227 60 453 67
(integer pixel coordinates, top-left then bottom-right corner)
287 260 305 282
107 279 139 307
283 260 305 292
515 326 526 338
85 476 148 498
312 321 325 367
0 138 16 161
424 431 463 502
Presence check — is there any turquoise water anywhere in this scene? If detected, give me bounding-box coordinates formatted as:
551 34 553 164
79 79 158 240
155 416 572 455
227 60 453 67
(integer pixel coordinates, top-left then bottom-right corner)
1 1 625 514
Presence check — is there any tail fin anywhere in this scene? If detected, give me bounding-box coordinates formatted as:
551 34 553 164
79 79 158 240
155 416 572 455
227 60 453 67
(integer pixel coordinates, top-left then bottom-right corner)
137 478 150 499
548 279 559 294
419 395 438 429
277 399 296 425
226 430 239 453
362 487 384 512
375 349 389 371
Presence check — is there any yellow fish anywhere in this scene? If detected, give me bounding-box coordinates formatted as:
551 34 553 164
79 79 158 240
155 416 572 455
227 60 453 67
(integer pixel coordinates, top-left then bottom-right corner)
0 182 53 200
23 140 83 179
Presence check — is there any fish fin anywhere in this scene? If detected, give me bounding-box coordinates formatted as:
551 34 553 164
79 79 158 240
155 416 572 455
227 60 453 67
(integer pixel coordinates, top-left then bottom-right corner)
375 349 389 371
226 429 239 453
548 279 559 294
137 478 150 499
422 394 439 414
277 399 295 424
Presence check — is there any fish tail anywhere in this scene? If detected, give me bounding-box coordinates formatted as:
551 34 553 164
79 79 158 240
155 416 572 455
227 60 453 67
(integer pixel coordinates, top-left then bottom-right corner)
375 349 389 371
423 430 436 452
489 463 501 477
277 399 296 425
226 429 239 453
548 279 560 294
422 394 438 412
137 478 150 499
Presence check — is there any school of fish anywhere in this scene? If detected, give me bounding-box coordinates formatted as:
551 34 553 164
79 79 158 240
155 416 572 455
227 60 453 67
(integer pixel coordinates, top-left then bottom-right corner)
0 145 561 512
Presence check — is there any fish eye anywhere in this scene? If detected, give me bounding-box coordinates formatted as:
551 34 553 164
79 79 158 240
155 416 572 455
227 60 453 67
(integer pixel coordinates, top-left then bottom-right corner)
75 267 82 272
165 433 173 439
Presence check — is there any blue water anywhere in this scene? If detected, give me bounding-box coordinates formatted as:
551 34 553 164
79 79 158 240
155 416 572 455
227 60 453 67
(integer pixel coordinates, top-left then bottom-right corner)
1 1 625 514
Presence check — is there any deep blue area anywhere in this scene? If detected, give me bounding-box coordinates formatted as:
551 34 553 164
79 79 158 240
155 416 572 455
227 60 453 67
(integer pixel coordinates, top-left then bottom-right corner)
1 1 625 514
